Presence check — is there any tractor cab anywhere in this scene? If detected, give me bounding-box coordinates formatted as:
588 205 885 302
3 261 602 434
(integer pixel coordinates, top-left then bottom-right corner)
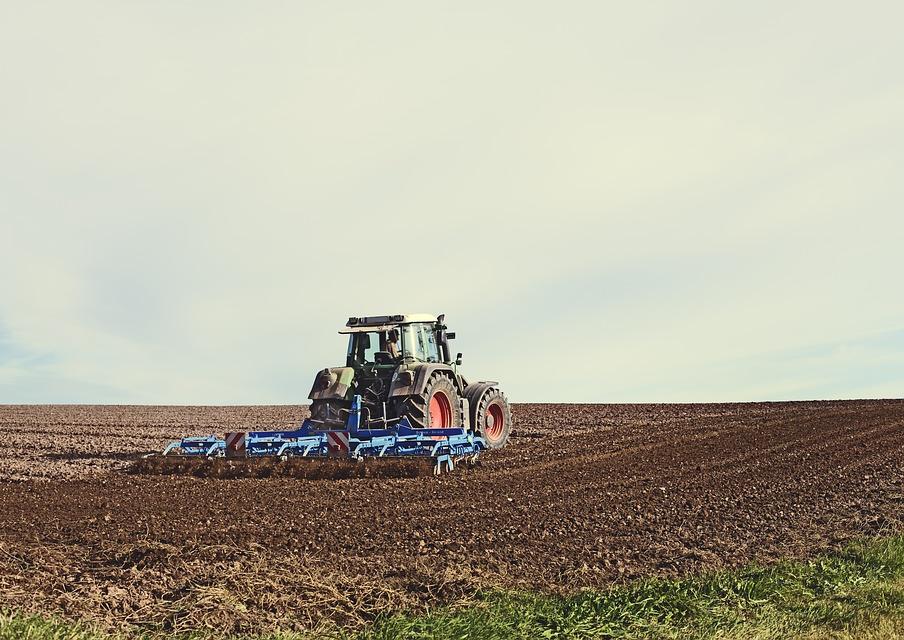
342 314 447 368
345 323 442 367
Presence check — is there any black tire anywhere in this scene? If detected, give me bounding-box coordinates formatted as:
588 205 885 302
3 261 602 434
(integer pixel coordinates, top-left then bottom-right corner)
474 388 512 449
396 373 462 429
309 399 350 428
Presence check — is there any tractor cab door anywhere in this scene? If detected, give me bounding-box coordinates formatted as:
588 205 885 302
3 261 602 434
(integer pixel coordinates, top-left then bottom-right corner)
400 324 440 363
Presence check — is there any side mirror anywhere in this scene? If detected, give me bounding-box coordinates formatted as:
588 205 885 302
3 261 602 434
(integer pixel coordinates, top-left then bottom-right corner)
446 332 456 339
359 334 371 350
455 352 463 366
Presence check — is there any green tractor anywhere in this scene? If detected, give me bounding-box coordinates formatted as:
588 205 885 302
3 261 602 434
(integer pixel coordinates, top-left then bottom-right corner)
308 314 512 449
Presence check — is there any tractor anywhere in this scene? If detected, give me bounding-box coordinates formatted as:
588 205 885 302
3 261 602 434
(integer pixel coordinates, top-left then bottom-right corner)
308 314 512 449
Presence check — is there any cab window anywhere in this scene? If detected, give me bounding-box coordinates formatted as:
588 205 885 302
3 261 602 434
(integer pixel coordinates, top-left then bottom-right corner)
347 331 385 365
400 324 439 362
401 325 424 361
422 325 440 362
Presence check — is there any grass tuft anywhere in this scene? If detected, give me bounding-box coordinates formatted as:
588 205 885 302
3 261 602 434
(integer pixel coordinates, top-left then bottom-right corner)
0 611 117 640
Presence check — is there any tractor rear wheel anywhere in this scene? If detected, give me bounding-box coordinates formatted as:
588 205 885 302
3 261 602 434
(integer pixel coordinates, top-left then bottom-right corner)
474 388 512 449
309 399 350 428
396 373 462 429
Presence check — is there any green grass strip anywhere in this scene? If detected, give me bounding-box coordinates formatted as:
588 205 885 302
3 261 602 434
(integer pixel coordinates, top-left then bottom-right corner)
353 536 904 640
5 535 904 639
0 611 117 640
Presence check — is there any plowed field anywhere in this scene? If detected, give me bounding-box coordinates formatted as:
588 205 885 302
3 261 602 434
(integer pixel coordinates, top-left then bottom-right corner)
1 401 902 636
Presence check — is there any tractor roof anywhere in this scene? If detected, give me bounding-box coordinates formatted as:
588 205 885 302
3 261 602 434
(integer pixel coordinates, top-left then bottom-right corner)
340 314 438 334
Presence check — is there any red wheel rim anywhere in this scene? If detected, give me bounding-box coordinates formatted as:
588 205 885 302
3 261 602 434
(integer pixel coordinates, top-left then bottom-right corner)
486 403 504 440
429 391 453 428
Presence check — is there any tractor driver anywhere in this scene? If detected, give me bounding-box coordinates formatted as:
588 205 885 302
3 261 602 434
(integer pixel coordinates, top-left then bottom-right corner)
387 329 401 359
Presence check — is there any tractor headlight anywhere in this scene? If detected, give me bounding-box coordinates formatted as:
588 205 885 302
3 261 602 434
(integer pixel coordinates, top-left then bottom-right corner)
391 370 414 387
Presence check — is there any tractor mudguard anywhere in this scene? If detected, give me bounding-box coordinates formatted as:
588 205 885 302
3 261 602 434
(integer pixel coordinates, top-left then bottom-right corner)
308 367 355 401
389 363 462 398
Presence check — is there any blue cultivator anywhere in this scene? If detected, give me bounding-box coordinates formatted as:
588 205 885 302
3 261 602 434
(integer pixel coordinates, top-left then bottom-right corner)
136 396 486 478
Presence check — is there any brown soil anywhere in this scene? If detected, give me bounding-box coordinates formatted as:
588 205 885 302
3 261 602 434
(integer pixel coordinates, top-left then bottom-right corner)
0 400 902 636
131 453 438 479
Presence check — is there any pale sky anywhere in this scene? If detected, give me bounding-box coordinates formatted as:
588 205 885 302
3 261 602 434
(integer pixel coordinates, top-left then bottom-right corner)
1 1 902 404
